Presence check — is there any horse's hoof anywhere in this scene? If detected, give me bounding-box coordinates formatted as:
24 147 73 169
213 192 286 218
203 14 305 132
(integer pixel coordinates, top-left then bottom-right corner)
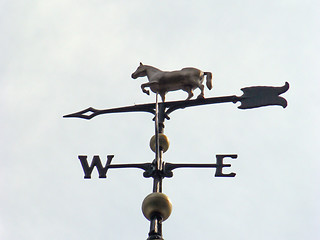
197 95 205 99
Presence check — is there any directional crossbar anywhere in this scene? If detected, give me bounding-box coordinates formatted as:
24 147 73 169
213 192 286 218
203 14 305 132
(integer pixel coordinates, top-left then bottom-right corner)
78 155 237 179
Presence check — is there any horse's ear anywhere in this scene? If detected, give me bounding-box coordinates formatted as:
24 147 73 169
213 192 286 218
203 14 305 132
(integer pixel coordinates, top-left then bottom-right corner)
140 62 143 66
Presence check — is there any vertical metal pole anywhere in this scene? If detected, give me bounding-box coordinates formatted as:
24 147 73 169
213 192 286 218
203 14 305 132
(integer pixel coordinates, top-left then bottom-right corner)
148 93 164 240
155 93 160 177
152 93 163 193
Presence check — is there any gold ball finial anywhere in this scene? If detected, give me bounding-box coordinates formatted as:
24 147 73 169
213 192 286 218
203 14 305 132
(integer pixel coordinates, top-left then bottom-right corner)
142 192 172 221
149 134 170 153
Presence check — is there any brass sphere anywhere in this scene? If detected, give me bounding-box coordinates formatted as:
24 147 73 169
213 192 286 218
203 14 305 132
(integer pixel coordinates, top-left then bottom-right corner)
149 134 170 153
142 192 172 221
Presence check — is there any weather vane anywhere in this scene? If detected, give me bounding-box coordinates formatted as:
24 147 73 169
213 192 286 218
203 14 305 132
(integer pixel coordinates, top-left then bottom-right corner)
64 63 289 240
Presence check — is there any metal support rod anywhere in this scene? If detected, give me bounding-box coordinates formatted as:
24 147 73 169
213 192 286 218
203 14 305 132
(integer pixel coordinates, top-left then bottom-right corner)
152 95 166 193
147 216 163 240
149 94 164 240
155 93 160 174
152 94 162 193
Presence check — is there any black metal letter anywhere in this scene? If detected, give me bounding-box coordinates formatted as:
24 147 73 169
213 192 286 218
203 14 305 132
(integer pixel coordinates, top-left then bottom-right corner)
214 155 237 177
78 155 114 179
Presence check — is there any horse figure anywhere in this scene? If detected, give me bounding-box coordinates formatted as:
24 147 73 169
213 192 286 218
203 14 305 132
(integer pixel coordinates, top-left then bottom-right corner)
131 62 213 102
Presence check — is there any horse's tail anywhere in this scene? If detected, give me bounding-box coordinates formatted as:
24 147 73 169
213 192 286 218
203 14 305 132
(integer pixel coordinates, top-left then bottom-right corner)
204 72 213 90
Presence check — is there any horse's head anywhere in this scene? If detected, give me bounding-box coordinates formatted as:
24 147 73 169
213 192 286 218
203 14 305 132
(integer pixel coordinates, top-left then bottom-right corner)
131 62 147 79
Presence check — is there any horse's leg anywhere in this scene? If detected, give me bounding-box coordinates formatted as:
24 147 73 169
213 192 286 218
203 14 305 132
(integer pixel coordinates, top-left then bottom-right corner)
187 89 194 100
196 83 205 99
183 86 194 100
160 92 166 102
141 83 150 95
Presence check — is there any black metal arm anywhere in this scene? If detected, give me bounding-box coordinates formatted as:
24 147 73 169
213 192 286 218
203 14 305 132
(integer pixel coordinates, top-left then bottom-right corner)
64 82 289 121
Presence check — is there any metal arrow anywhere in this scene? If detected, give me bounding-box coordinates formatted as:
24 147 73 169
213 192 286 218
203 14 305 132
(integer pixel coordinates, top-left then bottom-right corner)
63 82 289 120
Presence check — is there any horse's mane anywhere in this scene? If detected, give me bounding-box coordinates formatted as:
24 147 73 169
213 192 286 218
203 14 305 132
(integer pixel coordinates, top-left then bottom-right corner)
144 65 162 72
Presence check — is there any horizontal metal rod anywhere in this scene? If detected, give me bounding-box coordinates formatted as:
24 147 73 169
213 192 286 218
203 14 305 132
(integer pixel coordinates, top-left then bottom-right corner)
63 82 289 120
104 162 232 172
164 163 231 171
63 105 156 120
165 95 239 115
106 163 151 171
63 95 240 120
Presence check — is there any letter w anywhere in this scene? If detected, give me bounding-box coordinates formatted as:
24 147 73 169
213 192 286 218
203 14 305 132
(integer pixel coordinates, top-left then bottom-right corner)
78 155 114 179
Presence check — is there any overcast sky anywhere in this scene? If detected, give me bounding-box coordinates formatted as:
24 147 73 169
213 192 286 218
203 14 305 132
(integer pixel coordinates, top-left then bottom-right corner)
1 0 319 239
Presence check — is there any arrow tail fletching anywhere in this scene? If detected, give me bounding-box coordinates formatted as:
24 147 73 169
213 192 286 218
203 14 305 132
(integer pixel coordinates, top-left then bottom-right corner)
238 82 289 109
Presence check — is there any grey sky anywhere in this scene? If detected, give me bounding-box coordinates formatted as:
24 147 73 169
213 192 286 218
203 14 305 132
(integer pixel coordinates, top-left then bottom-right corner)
1 0 319 239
